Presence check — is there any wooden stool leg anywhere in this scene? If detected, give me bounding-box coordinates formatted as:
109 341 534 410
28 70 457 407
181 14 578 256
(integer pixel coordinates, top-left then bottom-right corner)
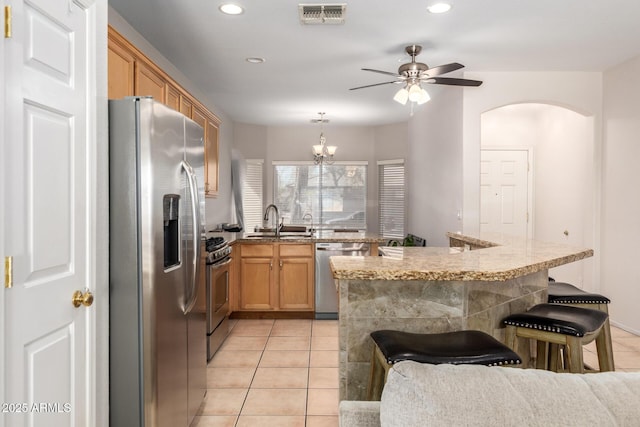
504 325 521 362
565 336 585 374
367 345 390 401
596 318 614 372
549 344 561 372
536 340 548 370
366 347 381 400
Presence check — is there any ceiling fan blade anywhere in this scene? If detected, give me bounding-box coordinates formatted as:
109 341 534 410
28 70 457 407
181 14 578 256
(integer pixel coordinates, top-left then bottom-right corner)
423 62 464 77
349 81 402 90
425 77 483 87
362 68 402 78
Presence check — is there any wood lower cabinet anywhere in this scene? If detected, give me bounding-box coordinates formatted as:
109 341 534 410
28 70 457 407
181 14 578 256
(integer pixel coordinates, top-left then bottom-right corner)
279 244 314 310
237 243 314 312
108 25 220 197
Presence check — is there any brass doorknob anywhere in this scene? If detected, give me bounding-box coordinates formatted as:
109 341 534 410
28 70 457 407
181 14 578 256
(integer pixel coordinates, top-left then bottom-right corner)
72 290 94 308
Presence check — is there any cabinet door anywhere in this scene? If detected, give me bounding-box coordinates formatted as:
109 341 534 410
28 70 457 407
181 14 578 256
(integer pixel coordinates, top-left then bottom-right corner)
192 107 220 197
107 40 134 99
239 258 276 310
279 257 314 310
180 96 194 117
166 83 180 111
205 119 219 197
135 61 166 102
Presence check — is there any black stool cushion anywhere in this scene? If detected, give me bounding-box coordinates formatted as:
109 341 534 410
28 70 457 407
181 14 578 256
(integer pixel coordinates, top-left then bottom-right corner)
548 282 610 304
503 303 608 337
370 330 521 366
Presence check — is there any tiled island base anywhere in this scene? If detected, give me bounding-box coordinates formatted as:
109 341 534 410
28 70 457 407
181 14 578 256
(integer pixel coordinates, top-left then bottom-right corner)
337 270 548 401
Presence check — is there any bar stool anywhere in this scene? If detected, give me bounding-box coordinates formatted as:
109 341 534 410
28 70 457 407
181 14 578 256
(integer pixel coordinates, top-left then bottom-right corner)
366 330 522 401
503 303 614 373
547 281 614 371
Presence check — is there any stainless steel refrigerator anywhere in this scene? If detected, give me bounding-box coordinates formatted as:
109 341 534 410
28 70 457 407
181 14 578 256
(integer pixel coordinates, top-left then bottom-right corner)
109 97 206 427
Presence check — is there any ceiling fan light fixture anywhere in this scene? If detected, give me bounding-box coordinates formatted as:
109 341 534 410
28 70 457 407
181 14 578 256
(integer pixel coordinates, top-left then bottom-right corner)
417 88 431 105
219 3 244 15
393 87 409 105
408 84 423 102
427 3 452 14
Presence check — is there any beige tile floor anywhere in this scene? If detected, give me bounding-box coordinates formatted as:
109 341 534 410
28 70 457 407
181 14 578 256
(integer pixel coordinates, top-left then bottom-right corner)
193 319 340 427
193 319 640 427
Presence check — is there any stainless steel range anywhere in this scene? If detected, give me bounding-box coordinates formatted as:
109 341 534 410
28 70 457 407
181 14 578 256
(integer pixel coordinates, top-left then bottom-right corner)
205 236 232 361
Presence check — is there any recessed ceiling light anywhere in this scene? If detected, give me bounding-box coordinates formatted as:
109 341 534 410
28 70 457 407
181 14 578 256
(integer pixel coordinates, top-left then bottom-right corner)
219 3 244 15
246 57 265 64
427 3 452 14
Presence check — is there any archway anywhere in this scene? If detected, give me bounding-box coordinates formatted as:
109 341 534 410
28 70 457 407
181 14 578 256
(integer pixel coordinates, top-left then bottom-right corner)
480 103 595 286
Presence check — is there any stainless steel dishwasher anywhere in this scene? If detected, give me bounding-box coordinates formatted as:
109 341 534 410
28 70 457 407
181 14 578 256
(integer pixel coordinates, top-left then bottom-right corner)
315 242 370 319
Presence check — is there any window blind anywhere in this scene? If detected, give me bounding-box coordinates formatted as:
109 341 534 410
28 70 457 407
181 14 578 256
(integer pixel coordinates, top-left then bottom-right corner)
243 159 264 232
378 160 405 239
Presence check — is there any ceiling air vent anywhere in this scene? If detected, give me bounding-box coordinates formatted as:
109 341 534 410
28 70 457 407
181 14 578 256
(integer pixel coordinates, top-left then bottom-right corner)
299 4 347 25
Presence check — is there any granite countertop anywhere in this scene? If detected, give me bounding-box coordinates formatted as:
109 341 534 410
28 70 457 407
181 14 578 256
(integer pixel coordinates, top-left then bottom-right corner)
229 230 386 244
329 231 594 281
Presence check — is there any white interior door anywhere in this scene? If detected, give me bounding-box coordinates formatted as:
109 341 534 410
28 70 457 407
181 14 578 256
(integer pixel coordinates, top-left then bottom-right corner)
2 0 96 425
480 149 531 238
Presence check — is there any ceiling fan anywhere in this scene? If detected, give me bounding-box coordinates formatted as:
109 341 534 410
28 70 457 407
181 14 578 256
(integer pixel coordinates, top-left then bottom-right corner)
350 45 482 105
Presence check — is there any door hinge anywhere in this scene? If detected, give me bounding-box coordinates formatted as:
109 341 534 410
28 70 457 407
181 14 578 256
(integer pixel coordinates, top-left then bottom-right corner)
4 6 12 38
4 256 13 288
526 212 529 223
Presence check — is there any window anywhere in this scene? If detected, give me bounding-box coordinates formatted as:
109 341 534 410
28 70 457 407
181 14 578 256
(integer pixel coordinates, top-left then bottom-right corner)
273 161 367 229
242 159 264 232
378 160 405 239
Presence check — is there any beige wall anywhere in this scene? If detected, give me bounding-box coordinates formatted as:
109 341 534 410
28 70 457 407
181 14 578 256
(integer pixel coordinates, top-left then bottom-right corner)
407 88 464 247
602 54 640 334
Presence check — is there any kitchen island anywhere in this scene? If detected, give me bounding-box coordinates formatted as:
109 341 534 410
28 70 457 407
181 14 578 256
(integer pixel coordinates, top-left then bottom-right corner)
330 232 594 400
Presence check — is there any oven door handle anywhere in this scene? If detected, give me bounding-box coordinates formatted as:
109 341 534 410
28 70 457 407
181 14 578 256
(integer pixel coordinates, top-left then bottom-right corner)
210 257 233 269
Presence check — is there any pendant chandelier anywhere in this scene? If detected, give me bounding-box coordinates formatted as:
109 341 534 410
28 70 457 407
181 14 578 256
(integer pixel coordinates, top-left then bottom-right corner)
311 112 336 164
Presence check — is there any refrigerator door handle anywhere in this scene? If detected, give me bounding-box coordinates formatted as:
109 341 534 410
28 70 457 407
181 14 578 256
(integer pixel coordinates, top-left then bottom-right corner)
181 160 201 314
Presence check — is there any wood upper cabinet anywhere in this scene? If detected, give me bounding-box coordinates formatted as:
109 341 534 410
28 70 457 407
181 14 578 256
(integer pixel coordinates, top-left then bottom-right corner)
107 26 221 197
236 243 314 312
192 106 220 197
205 118 220 197
180 96 193 117
107 35 134 100
134 61 166 103
166 83 181 112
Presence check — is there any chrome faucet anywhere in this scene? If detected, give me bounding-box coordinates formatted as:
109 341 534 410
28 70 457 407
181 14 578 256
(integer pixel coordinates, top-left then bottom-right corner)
263 204 280 237
302 213 314 234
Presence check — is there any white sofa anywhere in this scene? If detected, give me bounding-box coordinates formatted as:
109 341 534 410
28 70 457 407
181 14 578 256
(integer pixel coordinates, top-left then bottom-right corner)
339 361 640 427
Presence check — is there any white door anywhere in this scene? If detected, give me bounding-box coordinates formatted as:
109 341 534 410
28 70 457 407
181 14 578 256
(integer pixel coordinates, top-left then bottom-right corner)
2 0 97 425
480 149 531 238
